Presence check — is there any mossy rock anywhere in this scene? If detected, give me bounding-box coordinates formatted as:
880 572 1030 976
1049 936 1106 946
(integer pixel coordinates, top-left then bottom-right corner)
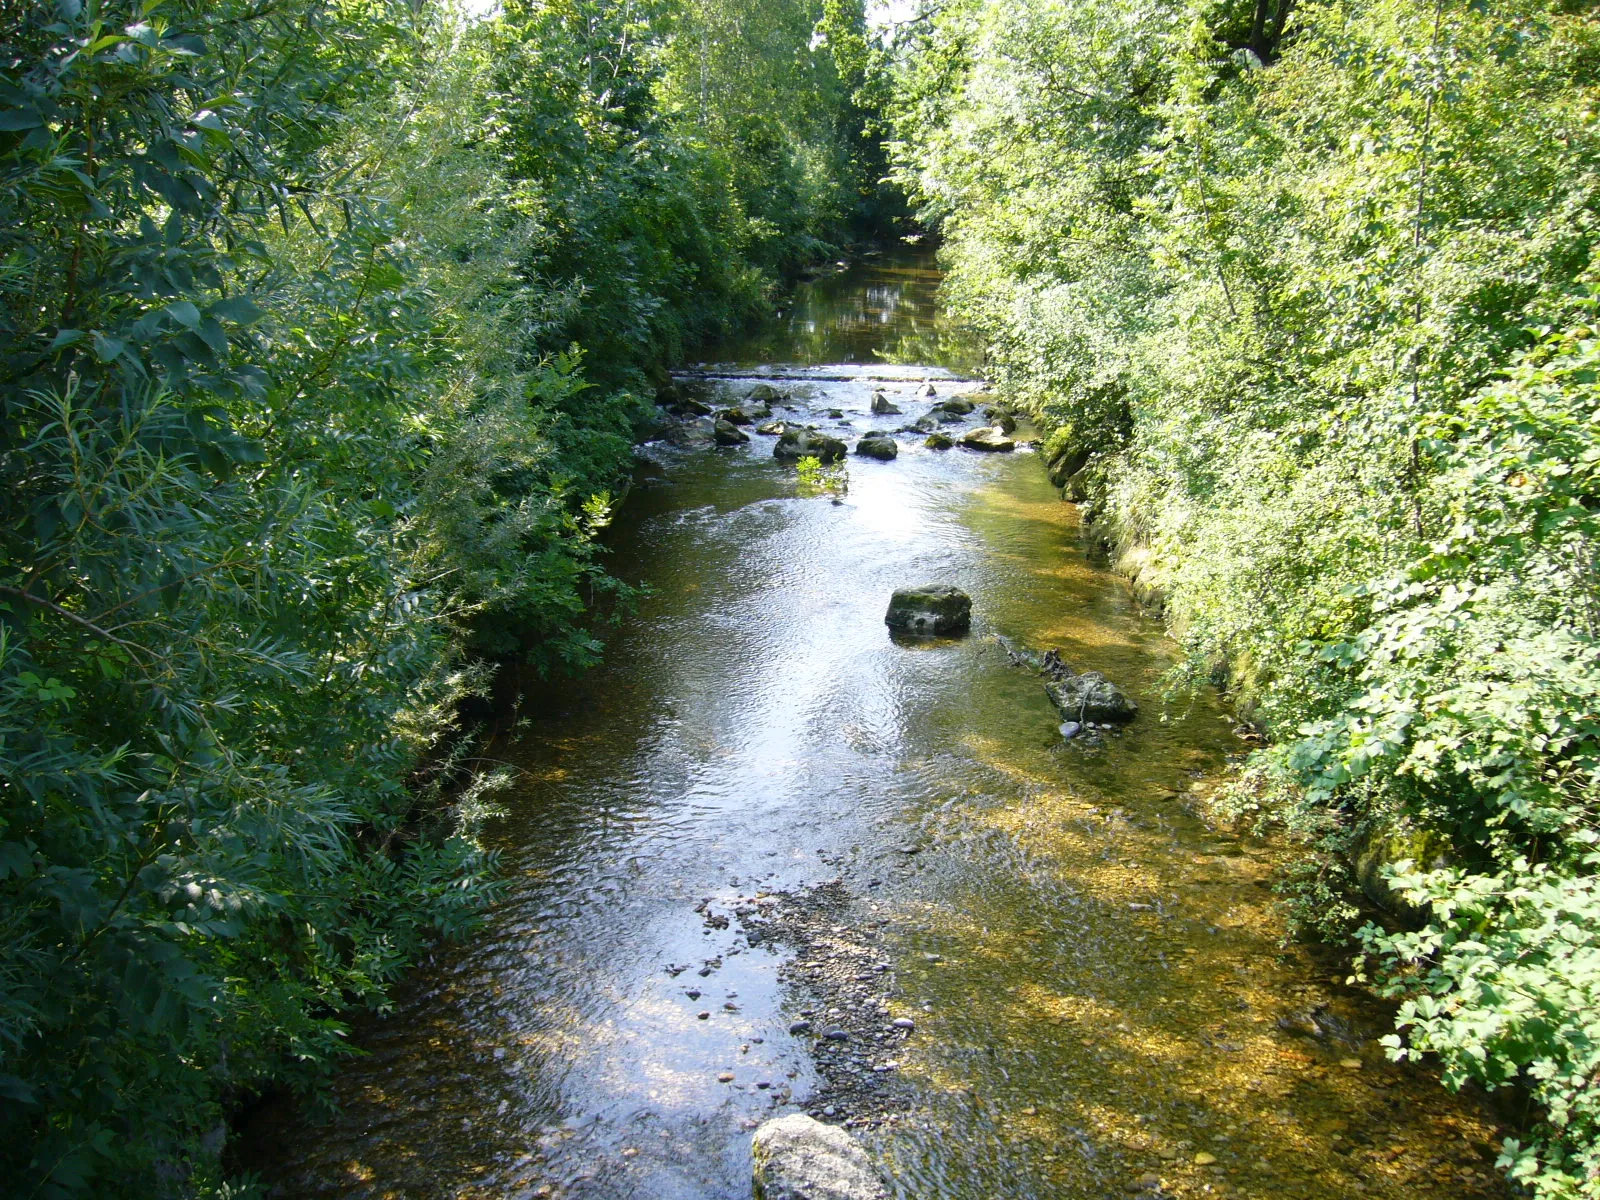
924 432 954 450
885 585 971 635
774 429 847 462
855 435 898 461
714 419 750 446
1045 671 1137 723
960 427 1016 452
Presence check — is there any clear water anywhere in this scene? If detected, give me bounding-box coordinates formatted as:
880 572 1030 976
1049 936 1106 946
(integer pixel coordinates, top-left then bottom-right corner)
243 251 1507 1200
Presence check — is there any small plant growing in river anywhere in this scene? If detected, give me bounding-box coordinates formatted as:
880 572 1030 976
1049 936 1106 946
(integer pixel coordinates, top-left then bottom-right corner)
795 454 847 497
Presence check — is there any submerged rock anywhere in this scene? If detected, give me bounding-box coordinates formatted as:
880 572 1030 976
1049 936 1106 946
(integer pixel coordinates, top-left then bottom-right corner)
826 408 845 419
774 429 848 462
885 585 971 636
854 434 898 461
960 427 1016 452
911 414 939 433
936 396 975 416
757 420 794 436
751 1114 888 1200
715 419 750 446
870 391 902 415
1045 669 1138 724
748 382 786 403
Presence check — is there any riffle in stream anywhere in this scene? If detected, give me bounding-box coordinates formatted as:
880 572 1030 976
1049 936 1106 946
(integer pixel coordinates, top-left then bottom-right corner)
243 253 1509 1200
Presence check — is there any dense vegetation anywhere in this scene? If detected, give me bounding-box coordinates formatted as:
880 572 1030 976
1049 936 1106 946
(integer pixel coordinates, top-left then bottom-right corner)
0 0 876 1194
885 0 1600 1193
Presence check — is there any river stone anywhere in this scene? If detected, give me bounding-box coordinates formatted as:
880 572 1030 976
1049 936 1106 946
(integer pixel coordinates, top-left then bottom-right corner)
960 427 1016 452
855 435 898 461
870 391 902 415
885 585 971 635
757 420 793 435
1045 670 1138 723
715 419 751 446
1048 446 1091 489
937 396 975 415
748 382 785 403
682 397 714 416
984 407 1018 434
924 432 954 450
751 1114 888 1200
912 414 938 433
774 429 848 462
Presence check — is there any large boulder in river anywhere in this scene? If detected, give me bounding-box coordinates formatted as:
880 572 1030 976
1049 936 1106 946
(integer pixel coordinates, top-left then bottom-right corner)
937 396 976 416
870 391 902 415
714 419 750 446
752 1114 887 1200
960 427 1016 452
924 431 954 450
774 429 848 462
1045 669 1138 724
720 406 755 425
854 434 898 461
885 585 971 635
748 382 786 403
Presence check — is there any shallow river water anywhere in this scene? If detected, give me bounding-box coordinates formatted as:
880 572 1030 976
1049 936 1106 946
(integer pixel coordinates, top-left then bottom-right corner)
247 252 1510 1200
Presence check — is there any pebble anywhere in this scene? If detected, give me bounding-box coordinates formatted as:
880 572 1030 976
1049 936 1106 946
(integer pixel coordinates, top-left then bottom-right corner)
789 1020 812 1035
686 989 701 999
717 1072 735 1082
1340 1058 1363 1069
1060 721 1082 739
892 1017 915 1030
824 1028 850 1042
697 1011 710 1020
1194 1152 1218 1166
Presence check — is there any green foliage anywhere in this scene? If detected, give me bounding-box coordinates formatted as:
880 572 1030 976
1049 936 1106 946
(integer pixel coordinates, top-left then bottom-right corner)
0 0 875 1194
888 0 1600 1190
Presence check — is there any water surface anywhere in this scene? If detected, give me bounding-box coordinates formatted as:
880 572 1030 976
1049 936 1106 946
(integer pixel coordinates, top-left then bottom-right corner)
245 251 1507 1200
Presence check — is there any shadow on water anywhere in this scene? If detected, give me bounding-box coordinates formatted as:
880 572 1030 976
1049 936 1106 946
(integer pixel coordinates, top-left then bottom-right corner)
240 251 1509 1200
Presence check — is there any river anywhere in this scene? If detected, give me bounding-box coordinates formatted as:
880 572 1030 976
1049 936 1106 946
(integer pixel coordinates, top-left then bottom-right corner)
243 250 1508 1200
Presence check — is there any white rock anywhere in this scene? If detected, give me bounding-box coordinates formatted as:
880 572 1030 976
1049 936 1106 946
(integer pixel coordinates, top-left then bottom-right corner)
752 1114 888 1200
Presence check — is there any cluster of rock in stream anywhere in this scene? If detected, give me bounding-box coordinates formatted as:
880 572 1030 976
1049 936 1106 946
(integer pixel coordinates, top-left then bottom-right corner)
652 376 1024 460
